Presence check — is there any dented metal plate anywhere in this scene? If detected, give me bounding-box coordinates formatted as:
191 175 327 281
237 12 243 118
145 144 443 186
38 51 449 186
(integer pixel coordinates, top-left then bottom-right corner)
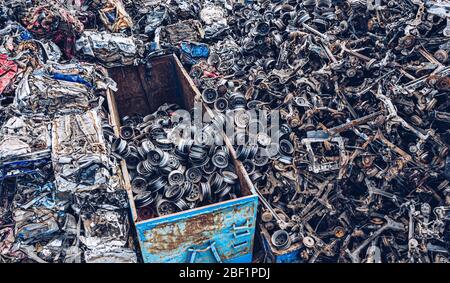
136 195 258 263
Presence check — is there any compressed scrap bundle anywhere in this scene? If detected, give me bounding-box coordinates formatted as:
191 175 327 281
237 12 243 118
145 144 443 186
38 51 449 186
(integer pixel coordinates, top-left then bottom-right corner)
160 19 204 45
51 109 112 193
0 163 80 263
51 108 136 263
20 0 84 59
0 114 51 161
0 156 134 263
14 62 100 117
75 31 144 67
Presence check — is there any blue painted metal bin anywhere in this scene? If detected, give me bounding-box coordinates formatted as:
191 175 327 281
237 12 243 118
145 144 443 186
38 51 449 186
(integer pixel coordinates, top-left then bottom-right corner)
107 54 259 263
259 226 302 263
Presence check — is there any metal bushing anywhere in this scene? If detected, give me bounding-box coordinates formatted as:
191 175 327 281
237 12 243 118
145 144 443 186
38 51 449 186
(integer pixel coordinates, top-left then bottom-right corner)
211 113 227 136
175 138 193 157
119 126 134 140
250 171 264 183
194 131 214 147
215 183 232 199
149 124 166 140
222 171 239 185
271 230 291 250
125 152 141 170
168 170 185 186
164 184 185 201
112 138 128 156
257 132 272 147
279 123 292 136
189 144 208 166
183 181 192 195
209 172 225 191
140 159 156 176
202 88 218 104
156 199 178 216
200 182 212 202
147 176 167 193
131 176 148 194
236 145 250 161
186 167 202 183
214 97 229 112
202 160 217 174
248 145 259 159
255 21 270 36
167 156 181 169
154 138 173 151
279 139 294 155
134 191 157 208
174 199 190 211
229 93 247 109
137 145 148 160
185 183 201 202
212 150 229 169
159 165 173 175
234 109 251 128
148 148 170 167
253 148 269 167
242 160 255 174
136 161 151 177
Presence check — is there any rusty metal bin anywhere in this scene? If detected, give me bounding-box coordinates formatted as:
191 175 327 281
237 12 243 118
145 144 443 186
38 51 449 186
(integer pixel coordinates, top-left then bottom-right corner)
106 54 258 263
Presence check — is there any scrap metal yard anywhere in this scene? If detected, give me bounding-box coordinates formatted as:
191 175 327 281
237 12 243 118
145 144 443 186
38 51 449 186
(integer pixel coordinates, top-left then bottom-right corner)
0 0 449 264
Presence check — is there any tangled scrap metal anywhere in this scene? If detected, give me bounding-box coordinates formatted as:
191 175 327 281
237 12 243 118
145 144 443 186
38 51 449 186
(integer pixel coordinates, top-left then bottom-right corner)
137 0 450 263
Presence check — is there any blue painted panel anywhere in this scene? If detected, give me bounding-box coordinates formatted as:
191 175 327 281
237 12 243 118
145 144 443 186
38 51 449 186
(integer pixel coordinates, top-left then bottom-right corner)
136 195 258 263
260 228 302 263
275 249 302 263
0 157 51 180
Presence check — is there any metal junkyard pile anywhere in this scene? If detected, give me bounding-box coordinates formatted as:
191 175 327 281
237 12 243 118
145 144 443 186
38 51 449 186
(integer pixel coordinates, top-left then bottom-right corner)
1 0 450 263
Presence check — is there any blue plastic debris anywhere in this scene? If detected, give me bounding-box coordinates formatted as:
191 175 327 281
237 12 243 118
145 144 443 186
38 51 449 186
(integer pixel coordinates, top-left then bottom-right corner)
179 41 209 65
51 73 92 88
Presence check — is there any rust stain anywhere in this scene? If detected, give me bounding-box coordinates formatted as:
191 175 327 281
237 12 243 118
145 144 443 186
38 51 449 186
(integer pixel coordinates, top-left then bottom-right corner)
142 200 256 261
145 211 223 254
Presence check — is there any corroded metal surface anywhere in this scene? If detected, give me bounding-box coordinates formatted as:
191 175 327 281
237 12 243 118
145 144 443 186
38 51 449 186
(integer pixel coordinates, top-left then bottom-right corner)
136 195 258 263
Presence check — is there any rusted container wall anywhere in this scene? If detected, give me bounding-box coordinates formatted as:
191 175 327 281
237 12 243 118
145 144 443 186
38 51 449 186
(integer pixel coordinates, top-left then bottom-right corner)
137 195 257 263
107 54 258 263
